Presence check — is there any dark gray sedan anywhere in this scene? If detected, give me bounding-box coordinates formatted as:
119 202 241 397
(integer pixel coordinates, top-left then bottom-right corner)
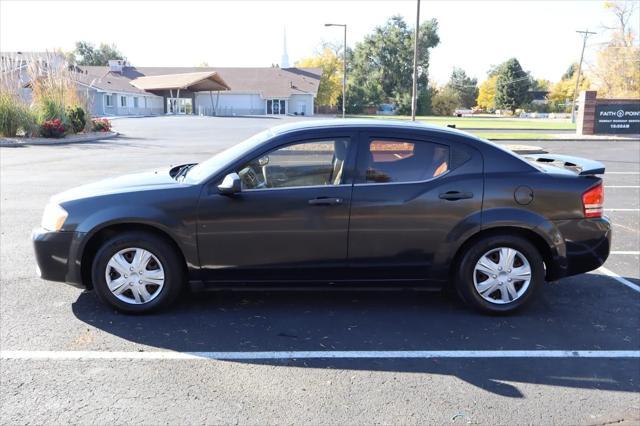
33 120 611 314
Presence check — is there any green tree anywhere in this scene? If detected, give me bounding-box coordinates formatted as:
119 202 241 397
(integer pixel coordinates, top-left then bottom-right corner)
73 41 125 66
296 43 343 107
561 63 578 81
494 58 531 114
444 68 478 109
347 16 439 114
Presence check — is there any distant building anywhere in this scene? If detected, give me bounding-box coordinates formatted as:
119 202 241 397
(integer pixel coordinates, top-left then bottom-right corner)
1 52 322 117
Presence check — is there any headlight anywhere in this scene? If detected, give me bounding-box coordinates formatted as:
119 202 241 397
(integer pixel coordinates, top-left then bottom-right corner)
41 203 68 231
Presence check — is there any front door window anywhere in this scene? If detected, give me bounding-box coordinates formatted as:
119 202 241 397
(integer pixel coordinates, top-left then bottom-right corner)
237 139 351 190
267 99 287 115
167 98 192 114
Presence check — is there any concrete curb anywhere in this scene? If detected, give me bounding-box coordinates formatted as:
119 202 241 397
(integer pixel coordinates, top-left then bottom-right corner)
0 132 119 147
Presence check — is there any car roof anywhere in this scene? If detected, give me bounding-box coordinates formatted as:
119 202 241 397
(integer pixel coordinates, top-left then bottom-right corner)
269 118 477 139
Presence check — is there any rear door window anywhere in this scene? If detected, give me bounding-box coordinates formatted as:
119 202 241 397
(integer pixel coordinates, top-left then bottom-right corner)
360 139 449 184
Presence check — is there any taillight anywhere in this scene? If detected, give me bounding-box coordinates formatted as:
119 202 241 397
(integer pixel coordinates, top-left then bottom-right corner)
583 183 604 218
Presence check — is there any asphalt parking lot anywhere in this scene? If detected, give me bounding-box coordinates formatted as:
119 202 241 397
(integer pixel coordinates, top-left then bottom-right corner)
1 116 639 425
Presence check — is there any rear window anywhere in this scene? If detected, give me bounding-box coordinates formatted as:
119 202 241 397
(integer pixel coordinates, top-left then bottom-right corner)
364 140 449 183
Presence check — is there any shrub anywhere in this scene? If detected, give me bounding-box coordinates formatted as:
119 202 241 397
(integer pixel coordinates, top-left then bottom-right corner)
0 92 36 137
431 88 460 116
66 105 87 133
91 118 112 132
27 52 90 131
40 119 66 138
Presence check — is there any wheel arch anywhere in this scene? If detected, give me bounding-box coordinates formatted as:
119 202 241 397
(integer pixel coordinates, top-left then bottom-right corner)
448 226 558 285
80 222 188 289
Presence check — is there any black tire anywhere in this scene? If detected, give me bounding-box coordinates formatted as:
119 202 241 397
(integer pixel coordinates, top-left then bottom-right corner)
454 234 544 314
91 231 184 314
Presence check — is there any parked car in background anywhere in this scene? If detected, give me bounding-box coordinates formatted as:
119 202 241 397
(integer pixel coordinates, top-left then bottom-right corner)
33 120 611 314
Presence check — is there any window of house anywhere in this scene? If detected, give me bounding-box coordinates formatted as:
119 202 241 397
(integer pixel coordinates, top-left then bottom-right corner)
237 139 350 190
120 96 127 107
105 94 113 107
133 97 139 108
363 140 449 184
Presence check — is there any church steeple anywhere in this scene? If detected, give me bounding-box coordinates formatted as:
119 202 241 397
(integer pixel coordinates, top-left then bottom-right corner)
281 26 290 68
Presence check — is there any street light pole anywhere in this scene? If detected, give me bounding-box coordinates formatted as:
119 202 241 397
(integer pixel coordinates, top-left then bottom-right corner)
411 0 421 121
571 29 596 123
325 23 347 118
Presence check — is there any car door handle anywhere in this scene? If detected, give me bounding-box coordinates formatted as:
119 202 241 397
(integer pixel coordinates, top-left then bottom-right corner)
308 197 343 206
439 191 473 201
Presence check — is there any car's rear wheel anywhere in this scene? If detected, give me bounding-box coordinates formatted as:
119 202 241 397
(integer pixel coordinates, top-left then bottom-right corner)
91 231 184 314
455 234 544 314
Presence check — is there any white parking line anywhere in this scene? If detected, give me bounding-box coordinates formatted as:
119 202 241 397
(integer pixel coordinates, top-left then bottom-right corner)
606 208 640 212
610 251 640 255
0 350 638 360
605 186 640 188
598 266 640 293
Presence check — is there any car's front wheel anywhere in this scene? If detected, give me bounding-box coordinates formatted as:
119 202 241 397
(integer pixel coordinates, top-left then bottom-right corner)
455 234 544 314
91 231 184 314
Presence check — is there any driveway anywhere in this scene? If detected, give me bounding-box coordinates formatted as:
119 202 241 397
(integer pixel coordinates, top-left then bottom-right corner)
1 116 639 425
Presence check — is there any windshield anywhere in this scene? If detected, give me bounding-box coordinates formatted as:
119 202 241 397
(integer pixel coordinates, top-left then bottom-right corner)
183 129 274 183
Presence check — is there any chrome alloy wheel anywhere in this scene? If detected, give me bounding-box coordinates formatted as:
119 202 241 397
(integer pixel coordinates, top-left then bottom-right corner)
473 247 532 304
104 247 165 305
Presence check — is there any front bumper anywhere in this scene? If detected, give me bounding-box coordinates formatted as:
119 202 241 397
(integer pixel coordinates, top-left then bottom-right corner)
32 228 86 288
553 217 612 278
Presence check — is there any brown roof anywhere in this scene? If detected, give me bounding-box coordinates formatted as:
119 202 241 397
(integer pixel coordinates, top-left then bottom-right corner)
72 66 150 94
130 71 229 91
124 67 322 98
66 65 322 98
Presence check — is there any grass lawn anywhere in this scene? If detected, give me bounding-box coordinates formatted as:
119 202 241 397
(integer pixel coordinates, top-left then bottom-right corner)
349 114 576 130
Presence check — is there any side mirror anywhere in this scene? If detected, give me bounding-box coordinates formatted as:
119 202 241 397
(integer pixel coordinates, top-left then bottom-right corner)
217 172 241 194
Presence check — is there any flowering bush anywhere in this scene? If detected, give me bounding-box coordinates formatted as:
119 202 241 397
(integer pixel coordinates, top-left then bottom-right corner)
91 118 112 132
40 119 66 138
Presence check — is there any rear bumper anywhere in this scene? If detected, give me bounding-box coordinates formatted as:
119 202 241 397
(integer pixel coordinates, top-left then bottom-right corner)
32 228 86 288
552 217 611 279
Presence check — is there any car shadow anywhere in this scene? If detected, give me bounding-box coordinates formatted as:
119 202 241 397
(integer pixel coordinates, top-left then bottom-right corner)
71 273 640 397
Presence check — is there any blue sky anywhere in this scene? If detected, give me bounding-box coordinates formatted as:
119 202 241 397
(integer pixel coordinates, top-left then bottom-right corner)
1 0 638 84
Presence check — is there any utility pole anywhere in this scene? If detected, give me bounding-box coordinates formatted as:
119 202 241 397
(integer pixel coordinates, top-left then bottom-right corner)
571 29 596 123
411 0 421 121
325 23 347 118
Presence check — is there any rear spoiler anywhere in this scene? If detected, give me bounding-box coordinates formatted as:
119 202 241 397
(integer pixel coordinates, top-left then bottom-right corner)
524 154 605 176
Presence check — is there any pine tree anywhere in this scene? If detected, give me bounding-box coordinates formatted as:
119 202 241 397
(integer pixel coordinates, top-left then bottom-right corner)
494 58 531 114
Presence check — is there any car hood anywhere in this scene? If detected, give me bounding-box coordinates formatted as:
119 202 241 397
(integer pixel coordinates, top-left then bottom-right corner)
51 168 184 203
